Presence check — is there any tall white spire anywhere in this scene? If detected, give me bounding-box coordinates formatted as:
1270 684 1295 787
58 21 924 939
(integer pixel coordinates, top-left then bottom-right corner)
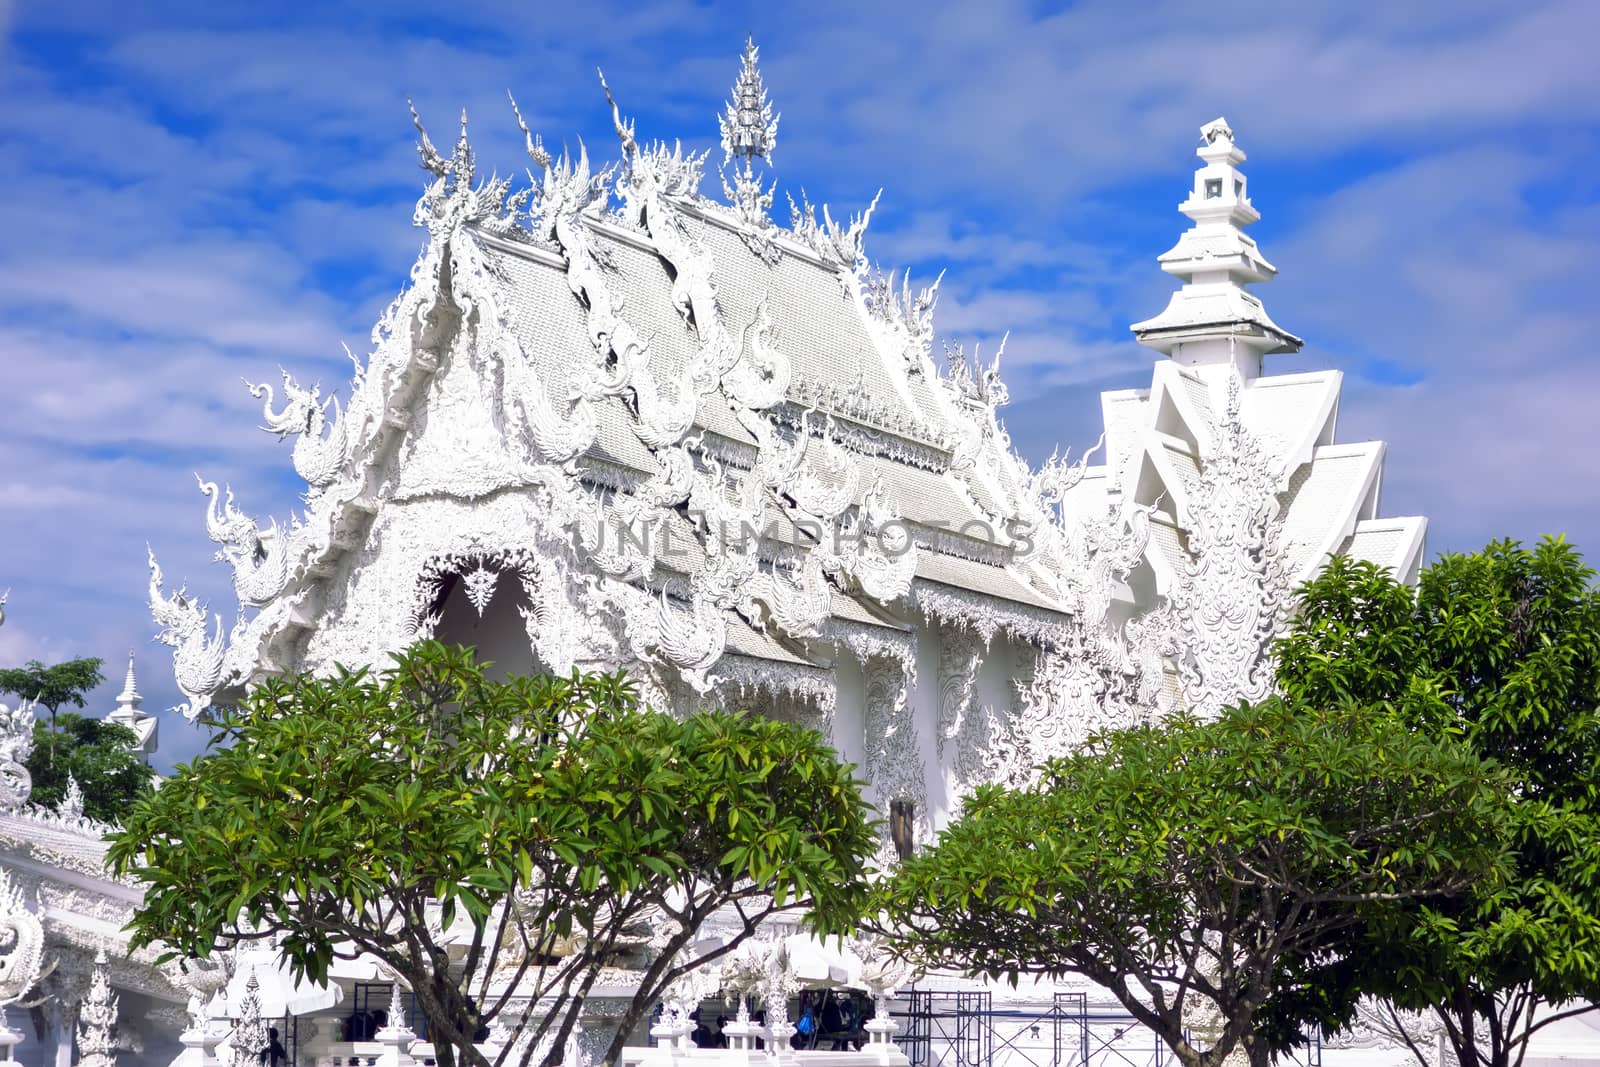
1130 118 1302 379
115 650 140 706
718 37 781 225
105 649 157 763
719 37 778 168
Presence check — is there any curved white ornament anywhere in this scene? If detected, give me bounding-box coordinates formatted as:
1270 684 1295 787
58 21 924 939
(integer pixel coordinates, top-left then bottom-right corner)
0 868 44 1007
0 698 34 813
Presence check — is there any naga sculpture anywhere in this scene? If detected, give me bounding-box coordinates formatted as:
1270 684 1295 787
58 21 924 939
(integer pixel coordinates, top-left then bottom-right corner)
198 479 294 607
246 372 348 490
0 868 45 1009
0 696 34 813
147 549 227 721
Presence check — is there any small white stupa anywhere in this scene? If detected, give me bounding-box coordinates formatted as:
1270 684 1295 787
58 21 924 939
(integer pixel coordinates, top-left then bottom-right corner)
105 650 157 763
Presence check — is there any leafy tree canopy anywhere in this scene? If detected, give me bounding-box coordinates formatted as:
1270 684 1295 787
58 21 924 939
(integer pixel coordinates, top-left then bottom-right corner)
24 713 154 821
0 657 105 715
1277 538 1600 1067
875 697 1515 1067
108 641 877 1067
0 656 104 767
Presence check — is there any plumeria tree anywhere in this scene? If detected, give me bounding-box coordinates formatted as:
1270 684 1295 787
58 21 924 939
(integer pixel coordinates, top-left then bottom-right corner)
875 697 1515 1067
1277 539 1600 1067
109 641 877 1067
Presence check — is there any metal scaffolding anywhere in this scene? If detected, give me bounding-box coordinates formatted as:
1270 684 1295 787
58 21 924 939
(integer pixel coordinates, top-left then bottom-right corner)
892 988 1321 1067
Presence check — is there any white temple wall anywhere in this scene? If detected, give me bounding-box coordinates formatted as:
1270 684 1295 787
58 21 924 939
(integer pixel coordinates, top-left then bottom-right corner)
828 652 869 791
909 621 948 831
973 638 1016 729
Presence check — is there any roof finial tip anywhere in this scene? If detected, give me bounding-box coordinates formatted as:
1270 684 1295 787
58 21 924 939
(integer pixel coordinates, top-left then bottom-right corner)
1201 116 1234 145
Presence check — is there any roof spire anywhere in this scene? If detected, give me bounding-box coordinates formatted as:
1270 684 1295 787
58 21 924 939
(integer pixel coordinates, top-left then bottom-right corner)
1130 118 1302 379
116 649 140 706
718 37 781 228
720 36 779 168
106 648 157 764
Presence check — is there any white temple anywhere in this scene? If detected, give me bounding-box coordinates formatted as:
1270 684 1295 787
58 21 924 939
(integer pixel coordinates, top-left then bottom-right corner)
5 36 1594 1067
141 56 1422 854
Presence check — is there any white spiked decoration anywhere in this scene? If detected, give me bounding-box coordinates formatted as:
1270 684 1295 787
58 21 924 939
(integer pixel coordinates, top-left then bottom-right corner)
719 36 778 166
230 973 268 1067
374 982 412 1040
373 981 416 1067
75 950 119 1067
719 37 781 228
56 775 86 821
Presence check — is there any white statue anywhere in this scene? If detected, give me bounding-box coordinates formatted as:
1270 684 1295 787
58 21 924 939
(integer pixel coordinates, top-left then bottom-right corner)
75 950 120 1067
0 675 34 815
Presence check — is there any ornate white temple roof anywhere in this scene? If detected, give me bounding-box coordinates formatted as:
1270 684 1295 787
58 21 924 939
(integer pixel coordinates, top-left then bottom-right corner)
144 44 1132 722
144 46 1424 746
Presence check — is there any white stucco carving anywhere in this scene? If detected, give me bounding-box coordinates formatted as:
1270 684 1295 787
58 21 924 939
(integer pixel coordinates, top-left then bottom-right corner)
1165 375 1293 716
76 949 120 1067
0 867 45 1007
0 697 35 814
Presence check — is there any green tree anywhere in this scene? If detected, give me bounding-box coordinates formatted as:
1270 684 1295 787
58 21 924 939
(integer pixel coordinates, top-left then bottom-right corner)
0 657 104 766
108 641 876 1067
24 713 154 821
1277 538 1600 1067
875 698 1514 1067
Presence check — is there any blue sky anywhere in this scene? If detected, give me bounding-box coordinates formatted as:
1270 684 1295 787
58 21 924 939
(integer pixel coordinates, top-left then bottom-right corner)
2 0 1598 772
